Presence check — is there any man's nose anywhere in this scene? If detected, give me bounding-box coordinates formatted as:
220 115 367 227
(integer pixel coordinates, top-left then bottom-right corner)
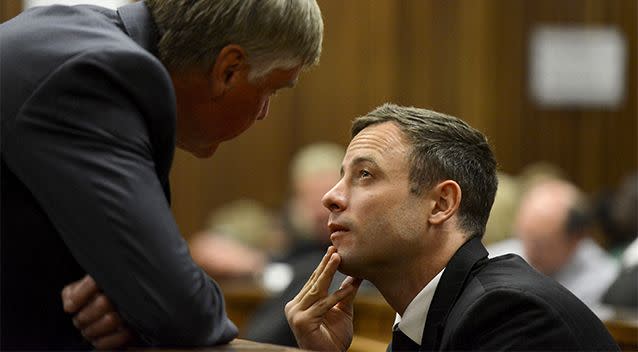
322 182 346 212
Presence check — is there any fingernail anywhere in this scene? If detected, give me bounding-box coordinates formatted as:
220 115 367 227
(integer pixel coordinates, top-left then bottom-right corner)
339 276 354 288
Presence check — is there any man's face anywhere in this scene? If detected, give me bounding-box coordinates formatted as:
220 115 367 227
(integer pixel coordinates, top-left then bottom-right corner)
321 122 430 278
174 64 301 158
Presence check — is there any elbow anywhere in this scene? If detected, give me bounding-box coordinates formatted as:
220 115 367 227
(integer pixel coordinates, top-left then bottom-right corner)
149 303 238 346
131 286 238 346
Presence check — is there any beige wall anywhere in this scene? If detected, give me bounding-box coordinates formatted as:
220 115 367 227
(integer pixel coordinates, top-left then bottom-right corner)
3 0 636 239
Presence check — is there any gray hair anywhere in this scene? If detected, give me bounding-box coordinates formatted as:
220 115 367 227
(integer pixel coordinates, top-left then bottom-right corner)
145 0 323 80
352 103 498 238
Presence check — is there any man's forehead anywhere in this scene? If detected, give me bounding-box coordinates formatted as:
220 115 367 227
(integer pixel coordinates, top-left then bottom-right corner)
342 122 409 168
346 122 407 155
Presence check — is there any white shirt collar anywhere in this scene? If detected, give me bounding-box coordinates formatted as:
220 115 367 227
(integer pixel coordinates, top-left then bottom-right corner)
393 269 445 346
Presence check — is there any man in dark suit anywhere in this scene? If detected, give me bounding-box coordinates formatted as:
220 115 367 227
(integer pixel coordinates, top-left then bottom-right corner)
0 0 322 349
285 104 619 351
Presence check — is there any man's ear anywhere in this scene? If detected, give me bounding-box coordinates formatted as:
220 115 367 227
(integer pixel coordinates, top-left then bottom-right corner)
428 180 462 225
209 44 247 98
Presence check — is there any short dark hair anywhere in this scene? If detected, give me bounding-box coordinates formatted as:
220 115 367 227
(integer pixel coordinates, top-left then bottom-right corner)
352 103 498 238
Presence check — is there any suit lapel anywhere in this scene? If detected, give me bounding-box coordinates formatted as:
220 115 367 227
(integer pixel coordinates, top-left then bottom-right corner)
419 237 488 350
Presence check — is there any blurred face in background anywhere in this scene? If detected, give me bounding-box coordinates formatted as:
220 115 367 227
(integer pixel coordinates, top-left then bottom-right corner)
515 182 580 276
292 170 342 242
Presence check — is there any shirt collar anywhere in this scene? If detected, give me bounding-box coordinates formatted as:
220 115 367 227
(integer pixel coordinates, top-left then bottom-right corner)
393 268 445 345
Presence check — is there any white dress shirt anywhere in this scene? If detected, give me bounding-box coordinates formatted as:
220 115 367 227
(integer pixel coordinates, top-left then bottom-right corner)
393 269 445 346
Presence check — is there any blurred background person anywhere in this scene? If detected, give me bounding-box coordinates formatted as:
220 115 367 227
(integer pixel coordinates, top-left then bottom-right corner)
189 198 282 280
187 142 348 343
486 161 566 255
242 142 350 345
188 142 350 303
595 172 638 260
600 172 638 312
276 142 346 262
481 171 522 246
514 178 619 311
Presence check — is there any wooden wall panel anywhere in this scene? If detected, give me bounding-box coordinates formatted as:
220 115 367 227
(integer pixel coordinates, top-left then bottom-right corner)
519 0 637 192
0 0 21 22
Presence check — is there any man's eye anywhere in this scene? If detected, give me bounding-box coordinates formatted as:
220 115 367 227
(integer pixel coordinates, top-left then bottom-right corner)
360 170 371 178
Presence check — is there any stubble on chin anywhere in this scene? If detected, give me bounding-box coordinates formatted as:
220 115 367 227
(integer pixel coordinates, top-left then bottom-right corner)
333 251 360 278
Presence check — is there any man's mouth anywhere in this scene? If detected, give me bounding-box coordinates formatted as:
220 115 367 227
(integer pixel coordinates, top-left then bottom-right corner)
328 223 350 239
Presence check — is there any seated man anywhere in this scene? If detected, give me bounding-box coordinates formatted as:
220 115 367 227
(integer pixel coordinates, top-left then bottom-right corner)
285 104 619 351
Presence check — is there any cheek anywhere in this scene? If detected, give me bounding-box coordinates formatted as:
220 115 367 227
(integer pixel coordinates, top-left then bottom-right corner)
243 88 269 115
228 86 266 118
356 204 397 247
222 100 261 137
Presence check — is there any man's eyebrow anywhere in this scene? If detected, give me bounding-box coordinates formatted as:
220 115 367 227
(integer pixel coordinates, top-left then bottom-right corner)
340 156 379 177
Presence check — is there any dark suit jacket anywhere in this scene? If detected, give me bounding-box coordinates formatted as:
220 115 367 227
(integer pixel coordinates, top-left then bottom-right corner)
603 265 638 309
391 237 619 351
0 2 236 349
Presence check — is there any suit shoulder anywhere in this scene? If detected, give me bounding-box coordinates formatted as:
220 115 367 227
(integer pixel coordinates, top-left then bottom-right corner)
1 4 166 81
1 4 172 122
442 255 618 350
463 255 597 320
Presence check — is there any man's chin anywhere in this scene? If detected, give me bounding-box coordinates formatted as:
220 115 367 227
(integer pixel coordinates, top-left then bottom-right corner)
336 256 359 278
188 144 220 158
176 139 220 158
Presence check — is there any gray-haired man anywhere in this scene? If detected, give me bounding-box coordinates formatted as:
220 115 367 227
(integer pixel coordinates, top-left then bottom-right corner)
0 0 322 349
